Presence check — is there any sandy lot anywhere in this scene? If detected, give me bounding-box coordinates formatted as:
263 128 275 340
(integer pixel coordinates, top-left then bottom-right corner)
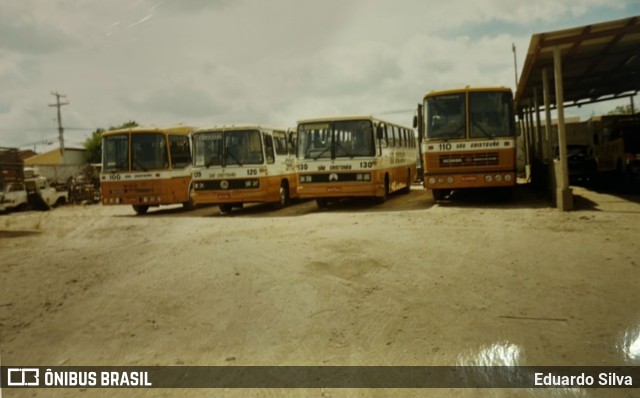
1 185 639 397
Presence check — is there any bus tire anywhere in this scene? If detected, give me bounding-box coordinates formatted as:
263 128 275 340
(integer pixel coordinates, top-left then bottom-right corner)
375 174 390 203
183 185 196 210
132 205 149 215
316 198 328 209
219 204 233 214
432 189 444 202
275 181 289 209
400 170 411 194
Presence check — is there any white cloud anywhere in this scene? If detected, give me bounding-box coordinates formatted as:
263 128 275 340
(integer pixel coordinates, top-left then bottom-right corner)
0 0 637 147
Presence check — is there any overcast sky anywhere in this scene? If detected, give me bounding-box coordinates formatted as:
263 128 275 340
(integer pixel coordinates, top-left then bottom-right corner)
1 0 639 150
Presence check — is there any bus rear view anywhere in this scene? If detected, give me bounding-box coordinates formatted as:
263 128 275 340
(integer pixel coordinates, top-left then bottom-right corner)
420 87 517 201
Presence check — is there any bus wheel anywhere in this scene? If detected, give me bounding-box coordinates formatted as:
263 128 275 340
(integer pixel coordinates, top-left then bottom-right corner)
316 198 328 209
183 185 196 210
219 204 233 214
132 205 149 215
400 170 411 194
375 175 390 203
432 189 444 201
275 182 289 209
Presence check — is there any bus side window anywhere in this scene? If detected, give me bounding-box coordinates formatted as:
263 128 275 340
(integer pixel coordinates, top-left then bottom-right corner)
288 132 297 155
264 134 275 164
169 135 191 168
390 126 397 147
273 132 288 156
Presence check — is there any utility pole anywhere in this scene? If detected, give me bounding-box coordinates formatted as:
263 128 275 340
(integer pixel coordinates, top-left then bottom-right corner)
512 43 519 89
49 91 69 162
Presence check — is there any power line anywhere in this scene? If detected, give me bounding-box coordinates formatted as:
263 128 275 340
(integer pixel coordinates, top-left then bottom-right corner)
0 127 92 132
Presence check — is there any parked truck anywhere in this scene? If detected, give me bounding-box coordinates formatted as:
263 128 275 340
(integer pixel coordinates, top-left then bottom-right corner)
0 148 68 213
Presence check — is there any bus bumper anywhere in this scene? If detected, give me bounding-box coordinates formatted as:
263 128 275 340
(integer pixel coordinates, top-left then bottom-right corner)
424 171 516 189
192 189 279 205
102 194 178 206
297 183 382 199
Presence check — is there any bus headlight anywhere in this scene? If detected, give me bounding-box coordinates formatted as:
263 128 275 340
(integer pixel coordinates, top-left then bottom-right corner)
485 175 493 182
363 173 371 181
245 180 252 188
495 175 502 182
252 180 259 187
447 177 454 184
428 177 436 184
504 174 512 182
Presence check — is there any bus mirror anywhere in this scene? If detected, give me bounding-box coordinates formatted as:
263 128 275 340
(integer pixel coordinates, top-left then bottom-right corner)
593 134 599 145
376 125 384 140
413 115 418 128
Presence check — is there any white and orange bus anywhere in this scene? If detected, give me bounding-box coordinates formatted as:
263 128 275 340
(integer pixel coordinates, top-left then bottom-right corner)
416 87 517 201
296 115 417 208
190 125 299 213
101 125 194 215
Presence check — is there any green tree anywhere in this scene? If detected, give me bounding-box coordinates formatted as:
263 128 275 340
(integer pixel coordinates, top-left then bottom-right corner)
607 104 633 115
109 120 139 130
84 128 105 163
84 120 139 163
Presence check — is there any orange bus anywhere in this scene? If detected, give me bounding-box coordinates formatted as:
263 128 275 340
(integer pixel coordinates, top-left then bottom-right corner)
101 125 194 215
296 115 417 208
190 125 299 213
416 87 517 201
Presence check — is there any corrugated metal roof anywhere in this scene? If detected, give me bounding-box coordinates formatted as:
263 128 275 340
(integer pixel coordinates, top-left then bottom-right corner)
515 16 640 109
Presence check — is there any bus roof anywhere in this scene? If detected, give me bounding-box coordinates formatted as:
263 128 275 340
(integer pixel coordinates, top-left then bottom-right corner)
297 114 413 130
192 125 292 134
101 125 194 137
423 86 512 100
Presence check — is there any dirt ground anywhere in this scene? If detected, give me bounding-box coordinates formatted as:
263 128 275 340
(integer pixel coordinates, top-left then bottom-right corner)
1 184 639 398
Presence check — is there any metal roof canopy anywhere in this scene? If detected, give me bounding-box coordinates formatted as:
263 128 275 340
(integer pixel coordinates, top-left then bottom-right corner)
515 16 640 109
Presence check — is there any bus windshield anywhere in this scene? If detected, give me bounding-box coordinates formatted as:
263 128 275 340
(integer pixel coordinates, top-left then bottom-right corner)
297 120 375 159
103 134 129 172
193 130 263 167
131 133 168 171
426 94 466 140
469 91 514 138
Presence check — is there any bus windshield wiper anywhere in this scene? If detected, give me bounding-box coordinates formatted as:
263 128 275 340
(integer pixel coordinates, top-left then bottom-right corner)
312 146 331 160
472 120 495 139
336 141 353 158
205 156 220 168
133 158 148 171
225 146 243 166
434 132 463 140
